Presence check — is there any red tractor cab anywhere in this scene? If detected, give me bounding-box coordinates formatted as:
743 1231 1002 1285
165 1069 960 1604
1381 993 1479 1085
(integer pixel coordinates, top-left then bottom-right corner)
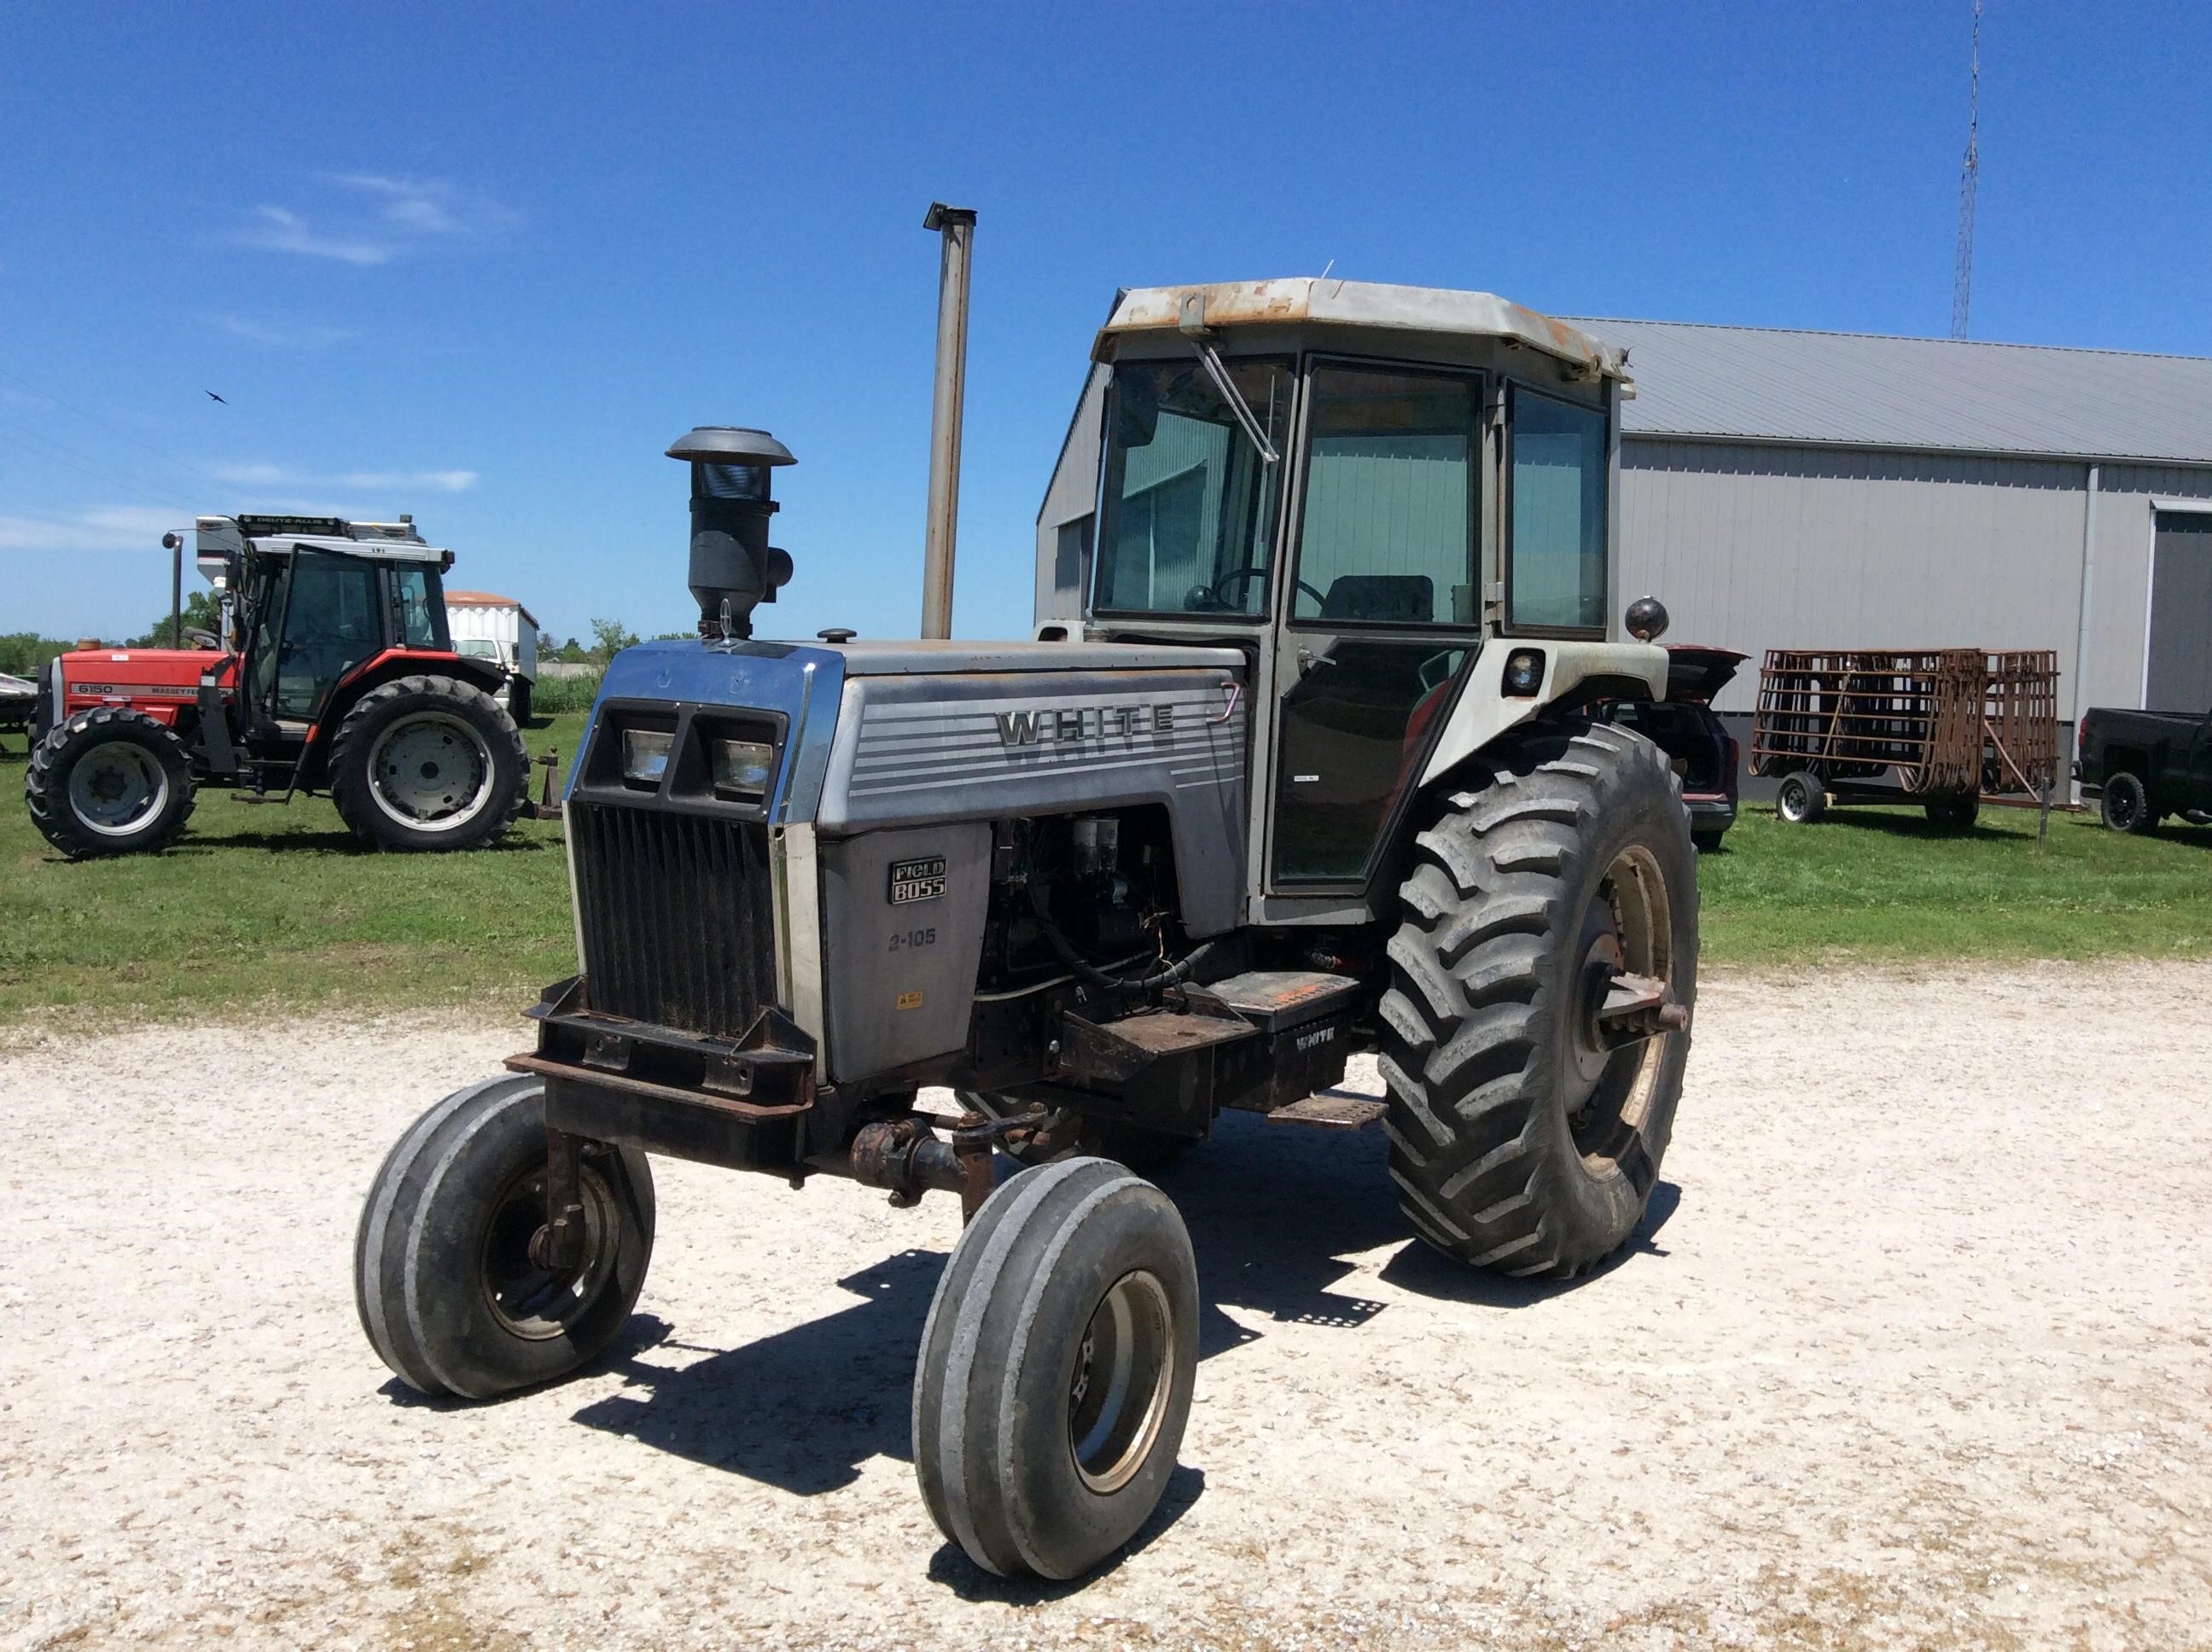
26 515 529 858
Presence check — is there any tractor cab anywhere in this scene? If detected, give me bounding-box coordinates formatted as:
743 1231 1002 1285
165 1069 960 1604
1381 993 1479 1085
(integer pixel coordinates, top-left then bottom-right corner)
1039 280 1660 913
208 515 462 741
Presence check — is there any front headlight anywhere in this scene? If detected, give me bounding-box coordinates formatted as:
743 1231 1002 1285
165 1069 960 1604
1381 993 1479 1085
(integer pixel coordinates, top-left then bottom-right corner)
622 728 674 785
709 737 774 802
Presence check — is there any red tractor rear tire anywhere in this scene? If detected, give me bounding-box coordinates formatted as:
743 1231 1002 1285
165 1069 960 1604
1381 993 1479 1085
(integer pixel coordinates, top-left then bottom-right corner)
328 675 527 852
24 707 197 858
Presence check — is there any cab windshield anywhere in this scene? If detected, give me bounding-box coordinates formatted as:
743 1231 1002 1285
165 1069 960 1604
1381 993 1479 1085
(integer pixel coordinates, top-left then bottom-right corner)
1093 357 1291 618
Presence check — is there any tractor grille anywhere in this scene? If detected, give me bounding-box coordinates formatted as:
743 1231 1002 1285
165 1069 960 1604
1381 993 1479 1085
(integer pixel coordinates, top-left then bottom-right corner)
568 801 778 1037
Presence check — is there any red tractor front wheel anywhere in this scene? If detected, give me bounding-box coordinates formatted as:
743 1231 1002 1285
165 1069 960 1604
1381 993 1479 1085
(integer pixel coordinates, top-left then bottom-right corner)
24 707 198 858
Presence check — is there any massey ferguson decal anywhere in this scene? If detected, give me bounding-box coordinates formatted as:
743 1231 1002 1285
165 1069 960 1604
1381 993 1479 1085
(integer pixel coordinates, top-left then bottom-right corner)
994 702 1177 747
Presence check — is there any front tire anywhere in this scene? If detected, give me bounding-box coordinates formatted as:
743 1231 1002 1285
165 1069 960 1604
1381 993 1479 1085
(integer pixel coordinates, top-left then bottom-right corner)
1379 722 1697 1279
328 675 527 852
2100 771 2155 835
914 1157 1197 1580
24 707 197 858
354 1076 655 1399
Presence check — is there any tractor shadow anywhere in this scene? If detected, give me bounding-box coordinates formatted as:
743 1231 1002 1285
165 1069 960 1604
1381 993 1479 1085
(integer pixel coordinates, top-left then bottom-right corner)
563 1103 1679 1531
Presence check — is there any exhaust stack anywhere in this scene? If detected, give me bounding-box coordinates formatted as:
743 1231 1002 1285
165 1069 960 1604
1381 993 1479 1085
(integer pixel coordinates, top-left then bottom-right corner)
920 202 975 640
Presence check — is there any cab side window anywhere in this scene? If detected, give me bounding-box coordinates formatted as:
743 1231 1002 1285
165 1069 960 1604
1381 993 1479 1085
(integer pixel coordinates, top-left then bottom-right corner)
1508 390 1608 632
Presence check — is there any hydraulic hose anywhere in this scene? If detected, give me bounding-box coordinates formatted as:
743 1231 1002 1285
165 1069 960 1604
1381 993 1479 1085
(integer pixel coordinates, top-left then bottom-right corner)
1023 874 1215 992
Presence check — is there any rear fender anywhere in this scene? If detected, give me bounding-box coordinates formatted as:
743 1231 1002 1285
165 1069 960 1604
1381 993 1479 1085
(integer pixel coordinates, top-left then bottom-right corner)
1417 640 1667 787
300 649 511 773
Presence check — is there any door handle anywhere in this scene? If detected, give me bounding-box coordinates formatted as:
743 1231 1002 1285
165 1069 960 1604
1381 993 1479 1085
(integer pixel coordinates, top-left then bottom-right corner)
1297 648 1336 675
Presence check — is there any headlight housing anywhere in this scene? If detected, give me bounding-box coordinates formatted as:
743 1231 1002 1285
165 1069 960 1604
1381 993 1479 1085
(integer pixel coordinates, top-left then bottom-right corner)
621 728 674 786
709 737 774 802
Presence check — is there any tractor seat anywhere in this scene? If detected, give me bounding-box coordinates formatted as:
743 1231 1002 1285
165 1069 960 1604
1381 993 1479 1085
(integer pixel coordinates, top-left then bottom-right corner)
1320 574 1435 625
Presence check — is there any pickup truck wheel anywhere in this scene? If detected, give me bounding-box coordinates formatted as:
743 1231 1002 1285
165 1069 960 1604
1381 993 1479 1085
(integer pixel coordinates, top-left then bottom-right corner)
329 675 527 852
1379 722 1697 1279
914 1157 1197 1580
507 678 533 725
354 1076 655 1399
24 707 197 858
1774 770 1827 824
2100 771 2155 835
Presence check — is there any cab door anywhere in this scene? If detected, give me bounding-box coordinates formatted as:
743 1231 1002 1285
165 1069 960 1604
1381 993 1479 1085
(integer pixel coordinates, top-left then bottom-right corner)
1266 362 1487 893
268 549 383 722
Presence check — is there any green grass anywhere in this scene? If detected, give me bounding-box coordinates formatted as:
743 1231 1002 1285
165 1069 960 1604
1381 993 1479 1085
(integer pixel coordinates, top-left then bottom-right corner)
0 710 591 1033
3 719 2209 1032
1697 800 2212 963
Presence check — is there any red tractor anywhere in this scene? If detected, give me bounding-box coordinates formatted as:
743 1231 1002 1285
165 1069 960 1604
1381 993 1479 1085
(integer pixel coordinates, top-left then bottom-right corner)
26 514 530 858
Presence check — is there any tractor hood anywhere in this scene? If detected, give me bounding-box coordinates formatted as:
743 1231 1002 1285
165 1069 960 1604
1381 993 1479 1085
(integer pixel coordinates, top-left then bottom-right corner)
582 635 1247 831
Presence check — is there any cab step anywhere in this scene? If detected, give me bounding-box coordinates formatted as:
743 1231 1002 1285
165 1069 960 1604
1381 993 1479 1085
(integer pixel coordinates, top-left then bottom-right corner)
1266 1092 1386 1130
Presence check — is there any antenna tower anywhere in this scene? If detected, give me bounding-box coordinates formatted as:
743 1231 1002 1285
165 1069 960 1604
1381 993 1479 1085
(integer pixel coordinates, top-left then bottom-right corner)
1951 0 1981 340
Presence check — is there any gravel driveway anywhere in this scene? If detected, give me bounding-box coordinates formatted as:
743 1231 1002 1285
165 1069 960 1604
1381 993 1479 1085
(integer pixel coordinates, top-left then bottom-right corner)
3 963 2209 1651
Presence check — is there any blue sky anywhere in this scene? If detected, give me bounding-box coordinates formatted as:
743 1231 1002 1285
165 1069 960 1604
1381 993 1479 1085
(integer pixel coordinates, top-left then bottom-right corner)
3 1 2206 646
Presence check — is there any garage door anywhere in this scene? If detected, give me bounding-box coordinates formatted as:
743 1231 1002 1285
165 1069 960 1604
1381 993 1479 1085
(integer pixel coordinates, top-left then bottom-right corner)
2147 513 2212 711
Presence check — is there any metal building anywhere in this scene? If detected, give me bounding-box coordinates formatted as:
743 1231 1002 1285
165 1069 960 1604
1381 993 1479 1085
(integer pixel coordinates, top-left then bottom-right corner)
1036 306 2212 747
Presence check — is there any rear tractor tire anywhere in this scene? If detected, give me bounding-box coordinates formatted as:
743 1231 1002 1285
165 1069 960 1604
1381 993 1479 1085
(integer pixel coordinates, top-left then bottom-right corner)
1774 769 1827 824
914 1157 1198 1580
329 674 527 852
1379 721 1697 1280
24 707 197 858
354 1075 655 1399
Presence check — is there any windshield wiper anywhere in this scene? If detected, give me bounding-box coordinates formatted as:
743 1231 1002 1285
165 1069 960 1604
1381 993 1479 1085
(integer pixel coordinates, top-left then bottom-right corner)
1190 340 1279 465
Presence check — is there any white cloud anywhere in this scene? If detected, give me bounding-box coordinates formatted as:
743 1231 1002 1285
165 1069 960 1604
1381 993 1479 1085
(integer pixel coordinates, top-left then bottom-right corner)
235 174 520 265
208 462 478 494
209 314 354 350
0 506 187 554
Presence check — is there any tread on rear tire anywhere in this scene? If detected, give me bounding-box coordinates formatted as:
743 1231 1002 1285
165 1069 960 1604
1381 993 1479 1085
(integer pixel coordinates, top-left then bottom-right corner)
1379 721 1697 1280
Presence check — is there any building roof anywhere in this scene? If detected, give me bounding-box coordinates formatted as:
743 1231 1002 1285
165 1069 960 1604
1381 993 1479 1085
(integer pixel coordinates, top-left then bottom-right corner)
445 589 520 608
1572 317 2212 467
1097 280 1630 382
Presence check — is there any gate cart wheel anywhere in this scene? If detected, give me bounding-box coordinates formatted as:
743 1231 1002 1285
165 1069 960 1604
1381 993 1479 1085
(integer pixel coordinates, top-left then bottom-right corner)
1379 722 1697 1279
913 1157 1198 1579
1924 794 1980 831
1773 769 1828 825
329 674 528 852
23 706 198 858
2100 771 2156 835
355 1075 655 1399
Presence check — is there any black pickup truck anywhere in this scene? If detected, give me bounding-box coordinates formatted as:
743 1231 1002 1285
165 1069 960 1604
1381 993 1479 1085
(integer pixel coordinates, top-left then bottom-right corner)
2075 705 2212 833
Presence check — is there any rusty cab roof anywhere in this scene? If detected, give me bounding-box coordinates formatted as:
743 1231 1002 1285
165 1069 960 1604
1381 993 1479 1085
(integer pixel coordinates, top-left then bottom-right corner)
1094 279 1633 387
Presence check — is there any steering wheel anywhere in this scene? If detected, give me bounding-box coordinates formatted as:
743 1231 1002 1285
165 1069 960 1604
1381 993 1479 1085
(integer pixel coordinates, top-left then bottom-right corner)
1189 566 1327 614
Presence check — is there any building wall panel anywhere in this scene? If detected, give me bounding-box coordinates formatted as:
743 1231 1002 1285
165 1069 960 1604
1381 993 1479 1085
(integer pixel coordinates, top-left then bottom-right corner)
1620 440 2090 712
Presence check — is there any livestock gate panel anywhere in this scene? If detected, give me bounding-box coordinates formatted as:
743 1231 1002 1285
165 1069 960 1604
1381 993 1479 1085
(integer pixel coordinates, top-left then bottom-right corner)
1750 648 2058 803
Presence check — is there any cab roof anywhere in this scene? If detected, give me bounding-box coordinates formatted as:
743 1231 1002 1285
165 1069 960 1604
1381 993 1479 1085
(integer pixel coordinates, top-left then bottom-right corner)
1094 278 1632 385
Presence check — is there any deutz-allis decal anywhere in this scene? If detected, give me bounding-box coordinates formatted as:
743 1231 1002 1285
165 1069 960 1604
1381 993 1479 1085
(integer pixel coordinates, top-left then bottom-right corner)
994 703 1177 747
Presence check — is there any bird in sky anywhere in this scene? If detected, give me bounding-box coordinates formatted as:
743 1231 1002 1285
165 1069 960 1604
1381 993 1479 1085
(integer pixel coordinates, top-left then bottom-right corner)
205 390 227 404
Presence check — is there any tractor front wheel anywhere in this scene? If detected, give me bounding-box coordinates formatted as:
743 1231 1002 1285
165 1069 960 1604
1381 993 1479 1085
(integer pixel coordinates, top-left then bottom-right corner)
24 707 197 858
914 1158 1197 1579
1379 722 1697 1279
354 1075 655 1398
329 675 527 852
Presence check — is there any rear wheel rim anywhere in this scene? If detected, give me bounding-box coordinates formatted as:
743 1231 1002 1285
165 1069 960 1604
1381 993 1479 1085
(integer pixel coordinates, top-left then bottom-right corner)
1068 1268 1176 1494
367 712 494 833
67 742 167 835
480 1161 620 1341
2110 782 2140 829
1566 841 1674 1173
